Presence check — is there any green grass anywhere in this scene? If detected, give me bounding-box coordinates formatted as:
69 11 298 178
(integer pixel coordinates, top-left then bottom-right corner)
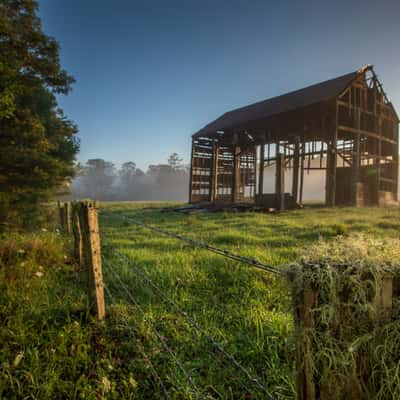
98 203 400 399
1 204 399 399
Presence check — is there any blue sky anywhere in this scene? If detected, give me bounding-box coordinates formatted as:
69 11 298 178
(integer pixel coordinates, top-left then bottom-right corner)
38 0 400 170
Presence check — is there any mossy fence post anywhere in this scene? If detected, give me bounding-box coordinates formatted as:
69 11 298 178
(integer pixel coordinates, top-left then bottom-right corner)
58 201 65 231
68 200 105 321
294 266 317 400
294 264 398 400
71 202 83 267
64 202 71 234
58 201 71 234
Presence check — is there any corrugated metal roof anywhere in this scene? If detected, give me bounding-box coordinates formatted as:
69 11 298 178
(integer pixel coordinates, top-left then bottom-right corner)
193 70 359 137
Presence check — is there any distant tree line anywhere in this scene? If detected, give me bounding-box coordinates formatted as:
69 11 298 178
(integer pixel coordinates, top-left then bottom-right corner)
70 153 190 201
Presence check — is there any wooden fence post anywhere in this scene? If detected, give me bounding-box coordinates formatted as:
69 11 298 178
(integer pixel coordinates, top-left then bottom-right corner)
71 202 83 267
79 201 105 321
295 273 317 400
64 202 71 234
295 266 397 400
58 201 65 231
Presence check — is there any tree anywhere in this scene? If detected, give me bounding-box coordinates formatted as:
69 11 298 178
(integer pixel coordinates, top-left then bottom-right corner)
0 0 79 229
78 159 116 200
168 153 183 170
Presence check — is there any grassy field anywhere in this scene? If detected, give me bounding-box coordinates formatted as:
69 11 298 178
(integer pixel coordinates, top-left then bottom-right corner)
1 204 399 399
99 203 400 399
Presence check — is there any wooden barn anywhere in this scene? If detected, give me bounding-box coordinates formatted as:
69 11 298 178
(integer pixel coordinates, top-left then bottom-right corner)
189 65 399 209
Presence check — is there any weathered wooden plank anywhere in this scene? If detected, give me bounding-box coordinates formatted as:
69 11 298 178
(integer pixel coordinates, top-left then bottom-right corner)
79 201 105 321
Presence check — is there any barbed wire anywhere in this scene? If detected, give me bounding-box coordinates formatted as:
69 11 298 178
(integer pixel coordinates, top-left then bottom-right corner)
103 283 171 399
101 210 282 276
105 249 276 400
104 262 206 400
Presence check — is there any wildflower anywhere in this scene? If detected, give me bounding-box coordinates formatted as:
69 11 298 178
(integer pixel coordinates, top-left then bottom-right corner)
13 352 24 367
129 377 138 388
102 377 111 393
34 271 44 278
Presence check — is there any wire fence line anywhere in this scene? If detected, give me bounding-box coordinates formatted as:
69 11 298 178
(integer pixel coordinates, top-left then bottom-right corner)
103 283 171 399
100 210 283 276
103 244 277 400
99 209 288 399
104 261 207 400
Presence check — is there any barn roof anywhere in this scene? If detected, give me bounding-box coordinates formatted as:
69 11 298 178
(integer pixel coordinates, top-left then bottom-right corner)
193 69 362 138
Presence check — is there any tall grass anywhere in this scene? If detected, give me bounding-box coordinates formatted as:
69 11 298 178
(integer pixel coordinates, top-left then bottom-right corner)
1 204 399 399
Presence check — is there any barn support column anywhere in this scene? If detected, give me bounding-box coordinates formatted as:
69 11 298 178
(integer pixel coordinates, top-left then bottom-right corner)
325 109 338 207
189 138 194 203
232 145 241 202
394 123 399 201
292 138 300 202
325 142 337 206
299 141 305 206
209 142 219 202
258 144 265 195
351 109 361 206
276 153 285 210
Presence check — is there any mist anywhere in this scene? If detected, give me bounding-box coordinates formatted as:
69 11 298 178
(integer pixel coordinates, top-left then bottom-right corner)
68 152 332 203
68 153 190 202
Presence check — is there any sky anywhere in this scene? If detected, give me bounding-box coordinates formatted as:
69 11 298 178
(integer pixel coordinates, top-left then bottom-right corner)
38 0 400 170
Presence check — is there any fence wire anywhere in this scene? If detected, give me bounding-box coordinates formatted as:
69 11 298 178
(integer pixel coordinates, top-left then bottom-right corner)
101 210 282 275
103 247 277 400
103 283 171 399
104 261 206 399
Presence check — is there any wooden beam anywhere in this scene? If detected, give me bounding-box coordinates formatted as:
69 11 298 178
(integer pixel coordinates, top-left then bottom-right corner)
292 139 300 201
299 142 305 206
275 153 285 211
338 125 397 145
232 145 241 203
351 109 361 205
258 144 265 195
188 139 194 203
326 106 338 206
209 143 219 202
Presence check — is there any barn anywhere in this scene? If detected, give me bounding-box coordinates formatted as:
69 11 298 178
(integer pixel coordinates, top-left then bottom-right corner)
189 65 399 209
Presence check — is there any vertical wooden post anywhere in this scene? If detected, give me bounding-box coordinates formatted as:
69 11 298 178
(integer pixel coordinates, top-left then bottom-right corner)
292 139 300 201
394 122 399 201
232 145 241 203
299 142 305 206
258 143 265 195
325 107 338 207
79 201 105 320
275 153 285 210
58 201 65 231
210 142 219 202
351 109 361 205
295 266 317 400
372 275 393 321
64 202 71 234
188 139 194 203
71 202 83 267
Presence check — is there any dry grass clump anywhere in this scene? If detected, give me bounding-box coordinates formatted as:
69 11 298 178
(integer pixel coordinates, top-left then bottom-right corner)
0 232 67 285
286 234 400 399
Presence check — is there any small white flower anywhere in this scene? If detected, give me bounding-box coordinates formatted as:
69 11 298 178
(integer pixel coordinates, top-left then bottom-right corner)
13 352 24 367
102 377 111 393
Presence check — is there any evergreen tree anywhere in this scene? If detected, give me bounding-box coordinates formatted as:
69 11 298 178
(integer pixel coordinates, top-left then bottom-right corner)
0 0 79 229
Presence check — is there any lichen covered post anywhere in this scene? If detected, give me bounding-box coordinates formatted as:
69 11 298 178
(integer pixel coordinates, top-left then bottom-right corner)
79 201 105 320
71 202 83 267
